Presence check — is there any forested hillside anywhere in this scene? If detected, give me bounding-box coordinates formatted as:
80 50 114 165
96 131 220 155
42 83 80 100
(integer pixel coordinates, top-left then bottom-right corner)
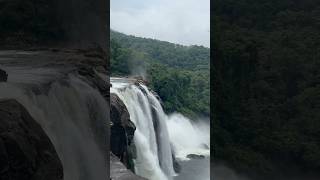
213 0 320 179
111 30 210 117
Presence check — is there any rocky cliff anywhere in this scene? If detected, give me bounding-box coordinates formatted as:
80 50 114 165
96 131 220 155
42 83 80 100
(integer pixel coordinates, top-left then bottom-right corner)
0 48 146 180
110 94 135 167
0 99 63 180
110 93 147 180
0 47 109 180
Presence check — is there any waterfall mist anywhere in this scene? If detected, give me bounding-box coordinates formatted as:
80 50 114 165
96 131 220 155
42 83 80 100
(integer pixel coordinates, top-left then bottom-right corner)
166 113 210 160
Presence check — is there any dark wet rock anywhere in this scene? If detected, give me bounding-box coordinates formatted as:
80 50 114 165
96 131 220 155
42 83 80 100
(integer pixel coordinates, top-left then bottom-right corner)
172 154 181 173
79 67 109 101
0 48 113 179
110 93 136 169
133 76 148 86
187 154 205 159
95 65 107 74
110 153 147 180
133 79 162 105
0 68 8 82
64 47 110 101
0 99 63 180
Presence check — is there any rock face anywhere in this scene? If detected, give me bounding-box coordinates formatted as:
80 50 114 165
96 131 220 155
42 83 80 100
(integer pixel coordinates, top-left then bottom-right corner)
187 154 205 159
110 94 146 179
0 99 63 180
110 153 147 180
172 154 181 173
110 93 136 168
0 68 8 82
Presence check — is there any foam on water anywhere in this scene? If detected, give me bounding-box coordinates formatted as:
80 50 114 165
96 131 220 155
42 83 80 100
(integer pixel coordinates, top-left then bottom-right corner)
111 78 175 180
111 77 210 179
167 113 210 160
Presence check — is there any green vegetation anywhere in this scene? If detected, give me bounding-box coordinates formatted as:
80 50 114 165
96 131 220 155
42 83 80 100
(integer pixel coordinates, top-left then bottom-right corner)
111 30 210 117
213 0 320 179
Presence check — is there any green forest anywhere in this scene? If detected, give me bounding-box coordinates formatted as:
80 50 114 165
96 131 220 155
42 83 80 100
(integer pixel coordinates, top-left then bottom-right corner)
110 30 210 118
213 0 320 179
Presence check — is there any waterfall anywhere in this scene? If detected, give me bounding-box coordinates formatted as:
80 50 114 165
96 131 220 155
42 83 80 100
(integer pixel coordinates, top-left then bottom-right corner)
111 77 211 180
166 113 210 160
111 78 175 180
0 65 108 180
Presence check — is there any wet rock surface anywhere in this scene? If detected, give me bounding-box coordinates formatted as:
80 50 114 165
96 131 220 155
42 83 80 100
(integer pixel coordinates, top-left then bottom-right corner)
0 48 146 180
0 68 7 82
110 93 136 167
0 47 109 180
110 153 147 180
0 99 63 180
187 154 205 159
172 154 181 173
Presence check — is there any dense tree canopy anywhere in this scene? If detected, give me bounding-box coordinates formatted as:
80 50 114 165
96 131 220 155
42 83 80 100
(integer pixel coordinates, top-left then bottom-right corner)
213 0 320 179
111 30 210 118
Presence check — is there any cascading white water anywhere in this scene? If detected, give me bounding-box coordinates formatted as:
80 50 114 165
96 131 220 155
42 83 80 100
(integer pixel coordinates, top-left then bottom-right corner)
111 78 175 180
0 66 108 180
143 84 176 177
166 113 210 160
111 77 210 180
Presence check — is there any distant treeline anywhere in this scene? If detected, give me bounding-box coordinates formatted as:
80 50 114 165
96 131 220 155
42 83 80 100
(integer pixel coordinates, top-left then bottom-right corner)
213 0 320 179
111 30 210 118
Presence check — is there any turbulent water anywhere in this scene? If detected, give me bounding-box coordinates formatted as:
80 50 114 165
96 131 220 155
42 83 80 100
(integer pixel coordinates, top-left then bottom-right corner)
174 158 210 180
167 114 210 180
0 60 108 180
111 78 175 180
111 77 210 180
166 113 210 160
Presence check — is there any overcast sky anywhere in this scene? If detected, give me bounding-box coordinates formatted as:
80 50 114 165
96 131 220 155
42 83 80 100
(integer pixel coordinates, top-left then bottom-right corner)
110 0 210 47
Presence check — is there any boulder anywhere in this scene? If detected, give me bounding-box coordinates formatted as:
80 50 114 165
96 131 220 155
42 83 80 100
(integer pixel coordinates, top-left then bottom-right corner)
0 68 8 82
187 154 205 159
0 99 63 180
110 93 136 169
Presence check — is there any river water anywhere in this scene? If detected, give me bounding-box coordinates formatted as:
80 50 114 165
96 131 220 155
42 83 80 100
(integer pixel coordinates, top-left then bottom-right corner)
175 158 210 180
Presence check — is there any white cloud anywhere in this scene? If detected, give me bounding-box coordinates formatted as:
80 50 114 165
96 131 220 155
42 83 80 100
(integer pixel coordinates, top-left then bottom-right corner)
111 0 210 47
